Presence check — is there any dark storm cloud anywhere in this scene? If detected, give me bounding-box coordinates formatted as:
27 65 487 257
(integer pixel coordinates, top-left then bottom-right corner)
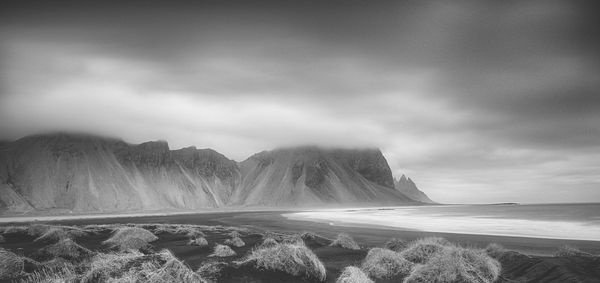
1 0 599 203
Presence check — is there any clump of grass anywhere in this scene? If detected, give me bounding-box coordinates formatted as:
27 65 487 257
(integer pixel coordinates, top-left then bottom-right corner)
21 264 78 283
151 224 206 239
103 227 158 251
224 236 245 247
404 246 501 283
0 248 24 280
243 242 326 281
485 243 506 259
385 238 408 252
336 266 374 283
81 250 146 282
0 225 28 234
554 245 593 257
361 248 413 279
197 261 228 282
209 244 237 257
300 231 319 241
188 237 209 247
27 224 51 236
144 249 205 282
400 237 451 264
330 233 360 250
260 237 279 248
42 238 94 260
34 226 87 243
228 231 242 238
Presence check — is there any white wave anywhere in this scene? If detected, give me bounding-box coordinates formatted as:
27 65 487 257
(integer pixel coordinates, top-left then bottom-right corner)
284 207 600 241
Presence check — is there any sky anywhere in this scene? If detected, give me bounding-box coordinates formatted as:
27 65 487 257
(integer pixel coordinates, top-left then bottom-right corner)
1 0 599 204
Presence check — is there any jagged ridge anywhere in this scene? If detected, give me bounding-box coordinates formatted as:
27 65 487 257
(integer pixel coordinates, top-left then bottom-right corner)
0 133 432 213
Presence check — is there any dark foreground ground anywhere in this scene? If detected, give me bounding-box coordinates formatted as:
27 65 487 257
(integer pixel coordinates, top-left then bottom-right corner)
1 210 599 282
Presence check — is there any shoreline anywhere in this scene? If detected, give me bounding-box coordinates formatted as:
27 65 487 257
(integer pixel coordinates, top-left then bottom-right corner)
2 207 599 256
283 212 600 242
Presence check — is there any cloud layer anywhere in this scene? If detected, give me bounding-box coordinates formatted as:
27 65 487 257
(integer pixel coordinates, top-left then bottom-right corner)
1 0 599 203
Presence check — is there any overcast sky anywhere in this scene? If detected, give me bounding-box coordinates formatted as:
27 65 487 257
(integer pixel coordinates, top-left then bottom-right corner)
1 0 599 204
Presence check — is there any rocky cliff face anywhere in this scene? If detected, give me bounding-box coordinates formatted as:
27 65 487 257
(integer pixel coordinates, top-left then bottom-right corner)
394 175 434 203
0 133 239 213
231 146 415 206
0 133 431 213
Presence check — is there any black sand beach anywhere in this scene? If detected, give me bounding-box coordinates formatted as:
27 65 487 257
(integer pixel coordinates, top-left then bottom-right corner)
2 210 599 282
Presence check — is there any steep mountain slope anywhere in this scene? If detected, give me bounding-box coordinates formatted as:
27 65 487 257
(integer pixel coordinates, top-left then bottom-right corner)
0 133 239 213
0 133 431 214
394 175 435 203
231 146 417 206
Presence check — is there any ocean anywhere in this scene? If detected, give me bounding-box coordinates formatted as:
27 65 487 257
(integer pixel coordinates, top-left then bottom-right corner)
284 203 600 241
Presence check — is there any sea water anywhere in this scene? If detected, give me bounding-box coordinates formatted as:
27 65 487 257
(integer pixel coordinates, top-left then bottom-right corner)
284 203 600 241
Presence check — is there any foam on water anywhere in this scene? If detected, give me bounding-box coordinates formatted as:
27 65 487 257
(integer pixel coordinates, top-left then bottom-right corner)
284 205 600 241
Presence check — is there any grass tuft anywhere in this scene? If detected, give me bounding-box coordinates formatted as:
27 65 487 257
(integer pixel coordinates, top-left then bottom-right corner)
103 227 158 251
554 245 593 257
485 243 506 259
330 233 360 250
260 237 279 248
144 249 206 282
224 236 245 247
0 226 28 234
34 226 87 243
81 250 146 282
21 264 78 283
361 248 413 279
228 231 242 238
404 246 501 283
385 238 408 252
336 266 374 283
197 261 228 282
0 248 24 280
188 237 209 247
209 244 237 257
243 242 326 281
400 237 451 264
42 238 94 260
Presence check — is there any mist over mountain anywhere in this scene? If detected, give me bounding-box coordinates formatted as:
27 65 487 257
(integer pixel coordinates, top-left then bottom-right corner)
0 133 431 214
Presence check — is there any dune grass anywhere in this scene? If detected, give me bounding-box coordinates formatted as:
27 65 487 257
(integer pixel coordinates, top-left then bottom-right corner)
0 248 24 280
33 226 88 243
260 237 279 248
143 249 206 282
21 264 78 283
400 237 451 264
361 248 413 279
330 233 360 250
337 266 374 283
224 236 245 247
385 238 408 252
209 244 237 257
42 238 94 260
485 243 506 259
300 231 319 241
0 225 28 234
197 261 229 282
554 245 593 257
188 237 209 247
404 246 501 283
103 227 158 251
81 250 146 282
243 242 326 281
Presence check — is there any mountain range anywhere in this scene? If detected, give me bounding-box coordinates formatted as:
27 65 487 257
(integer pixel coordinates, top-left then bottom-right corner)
0 133 433 214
